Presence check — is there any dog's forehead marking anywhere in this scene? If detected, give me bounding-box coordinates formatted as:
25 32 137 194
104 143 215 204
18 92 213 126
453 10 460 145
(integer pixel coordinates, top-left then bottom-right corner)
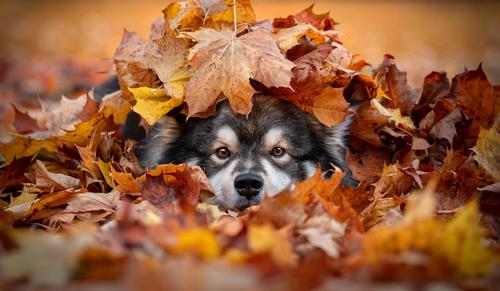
216 126 239 148
262 127 285 148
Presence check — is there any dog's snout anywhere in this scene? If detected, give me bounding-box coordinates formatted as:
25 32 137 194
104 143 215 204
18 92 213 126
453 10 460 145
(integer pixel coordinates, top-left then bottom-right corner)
234 173 263 198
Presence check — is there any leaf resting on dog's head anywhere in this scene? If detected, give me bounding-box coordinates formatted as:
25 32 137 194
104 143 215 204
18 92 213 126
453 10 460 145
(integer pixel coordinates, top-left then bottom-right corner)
183 28 294 117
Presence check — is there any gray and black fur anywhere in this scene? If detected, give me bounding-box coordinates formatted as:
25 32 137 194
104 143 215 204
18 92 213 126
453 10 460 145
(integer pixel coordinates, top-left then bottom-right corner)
138 94 357 210
92 79 357 210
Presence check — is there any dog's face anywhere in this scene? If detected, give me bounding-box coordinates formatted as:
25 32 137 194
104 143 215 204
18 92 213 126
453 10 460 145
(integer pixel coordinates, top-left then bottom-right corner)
140 94 355 211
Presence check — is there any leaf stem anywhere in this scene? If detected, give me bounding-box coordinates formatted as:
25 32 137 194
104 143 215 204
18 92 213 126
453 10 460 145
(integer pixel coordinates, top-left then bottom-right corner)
233 0 237 34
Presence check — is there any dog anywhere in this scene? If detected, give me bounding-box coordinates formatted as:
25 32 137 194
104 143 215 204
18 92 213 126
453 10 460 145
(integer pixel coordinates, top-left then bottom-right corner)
136 94 357 211
93 79 357 211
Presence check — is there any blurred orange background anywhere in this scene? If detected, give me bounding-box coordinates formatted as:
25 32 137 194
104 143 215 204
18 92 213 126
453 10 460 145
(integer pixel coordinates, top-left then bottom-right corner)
0 0 498 89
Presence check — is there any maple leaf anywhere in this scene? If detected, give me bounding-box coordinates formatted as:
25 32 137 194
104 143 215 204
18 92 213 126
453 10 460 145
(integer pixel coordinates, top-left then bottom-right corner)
362 183 498 279
0 231 92 286
0 112 113 165
452 65 498 146
297 214 345 258
210 0 256 26
294 4 337 30
247 223 298 267
274 24 332 52
145 28 191 99
183 28 294 116
110 168 142 193
271 44 349 126
31 160 80 192
11 105 46 134
323 43 353 74
100 91 132 125
164 0 226 31
472 125 500 181
411 71 450 126
137 163 214 212
26 94 98 137
129 87 183 125
168 228 221 258
373 55 420 115
371 99 415 129
429 108 464 145
63 190 119 214
114 30 160 100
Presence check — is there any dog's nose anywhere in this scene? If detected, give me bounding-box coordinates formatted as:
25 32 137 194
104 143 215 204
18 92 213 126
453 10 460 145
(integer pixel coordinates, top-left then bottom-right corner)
234 173 263 198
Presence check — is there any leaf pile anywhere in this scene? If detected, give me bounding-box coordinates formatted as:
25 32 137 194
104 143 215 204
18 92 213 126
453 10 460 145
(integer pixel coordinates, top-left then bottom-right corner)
0 1 499 290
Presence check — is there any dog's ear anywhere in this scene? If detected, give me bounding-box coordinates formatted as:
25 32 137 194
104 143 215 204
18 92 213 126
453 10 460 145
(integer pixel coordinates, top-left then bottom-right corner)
138 116 181 167
324 115 358 187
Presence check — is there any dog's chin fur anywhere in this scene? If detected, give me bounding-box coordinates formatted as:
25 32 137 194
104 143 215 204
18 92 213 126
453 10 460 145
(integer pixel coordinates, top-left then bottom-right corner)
137 93 357 211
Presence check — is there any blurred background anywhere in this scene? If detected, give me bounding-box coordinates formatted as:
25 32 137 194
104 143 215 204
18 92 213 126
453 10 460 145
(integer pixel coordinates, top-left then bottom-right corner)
0 0 498 104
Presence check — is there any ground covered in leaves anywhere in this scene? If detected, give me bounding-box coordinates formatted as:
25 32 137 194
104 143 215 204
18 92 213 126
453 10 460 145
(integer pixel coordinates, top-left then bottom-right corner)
0 1 499 290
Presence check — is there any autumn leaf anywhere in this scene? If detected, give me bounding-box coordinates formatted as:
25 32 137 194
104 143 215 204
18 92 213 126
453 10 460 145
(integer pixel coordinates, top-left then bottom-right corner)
362 184 498 278
247 223 298 267
183 28 294 116
11 105 46 134
0 231 92 286
370 99 415 129
452 65 499 146
294 4 337 30
32 160 80 192
145 28 191 99
274 24 331 52
114 30 159 100
129 87 183 125
210 0 256 26
168 228 221 259
165 0 253 31
373 55 419 115
323 43 353 74
472 125 500 181
0 113 113 165
429 108 464 145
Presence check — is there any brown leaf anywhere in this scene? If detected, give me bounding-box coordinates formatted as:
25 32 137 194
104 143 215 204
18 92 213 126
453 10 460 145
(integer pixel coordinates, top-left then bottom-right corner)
411 71 450 126
11 105 45 134
184 28 294 116
138 164 214 211
145 28 190 99
429 108 464 145
114 30 160 101
350 102 388 146
373 55 420 115
64 190 119 214
32 161 80 192
452 65 498 146
294 4 337 30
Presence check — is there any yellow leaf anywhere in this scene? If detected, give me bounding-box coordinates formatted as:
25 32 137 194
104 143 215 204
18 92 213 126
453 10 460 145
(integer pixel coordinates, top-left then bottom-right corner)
211 0 256 25
129 87 184 125
10 192 38 207
0 113 109 164
472 125 500 181
363 185 498 278
371 99 415 129
247 224 298 267
97 159 114 188
169 228 220 259
147 29 191 99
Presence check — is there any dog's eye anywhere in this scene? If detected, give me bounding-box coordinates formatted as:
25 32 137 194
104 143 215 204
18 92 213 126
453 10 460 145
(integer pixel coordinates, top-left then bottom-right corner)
215 147 231 159
270 147 286 157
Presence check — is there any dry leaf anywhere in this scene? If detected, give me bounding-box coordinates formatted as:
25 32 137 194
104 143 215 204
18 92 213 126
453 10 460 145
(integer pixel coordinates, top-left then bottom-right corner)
184 28 294 116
